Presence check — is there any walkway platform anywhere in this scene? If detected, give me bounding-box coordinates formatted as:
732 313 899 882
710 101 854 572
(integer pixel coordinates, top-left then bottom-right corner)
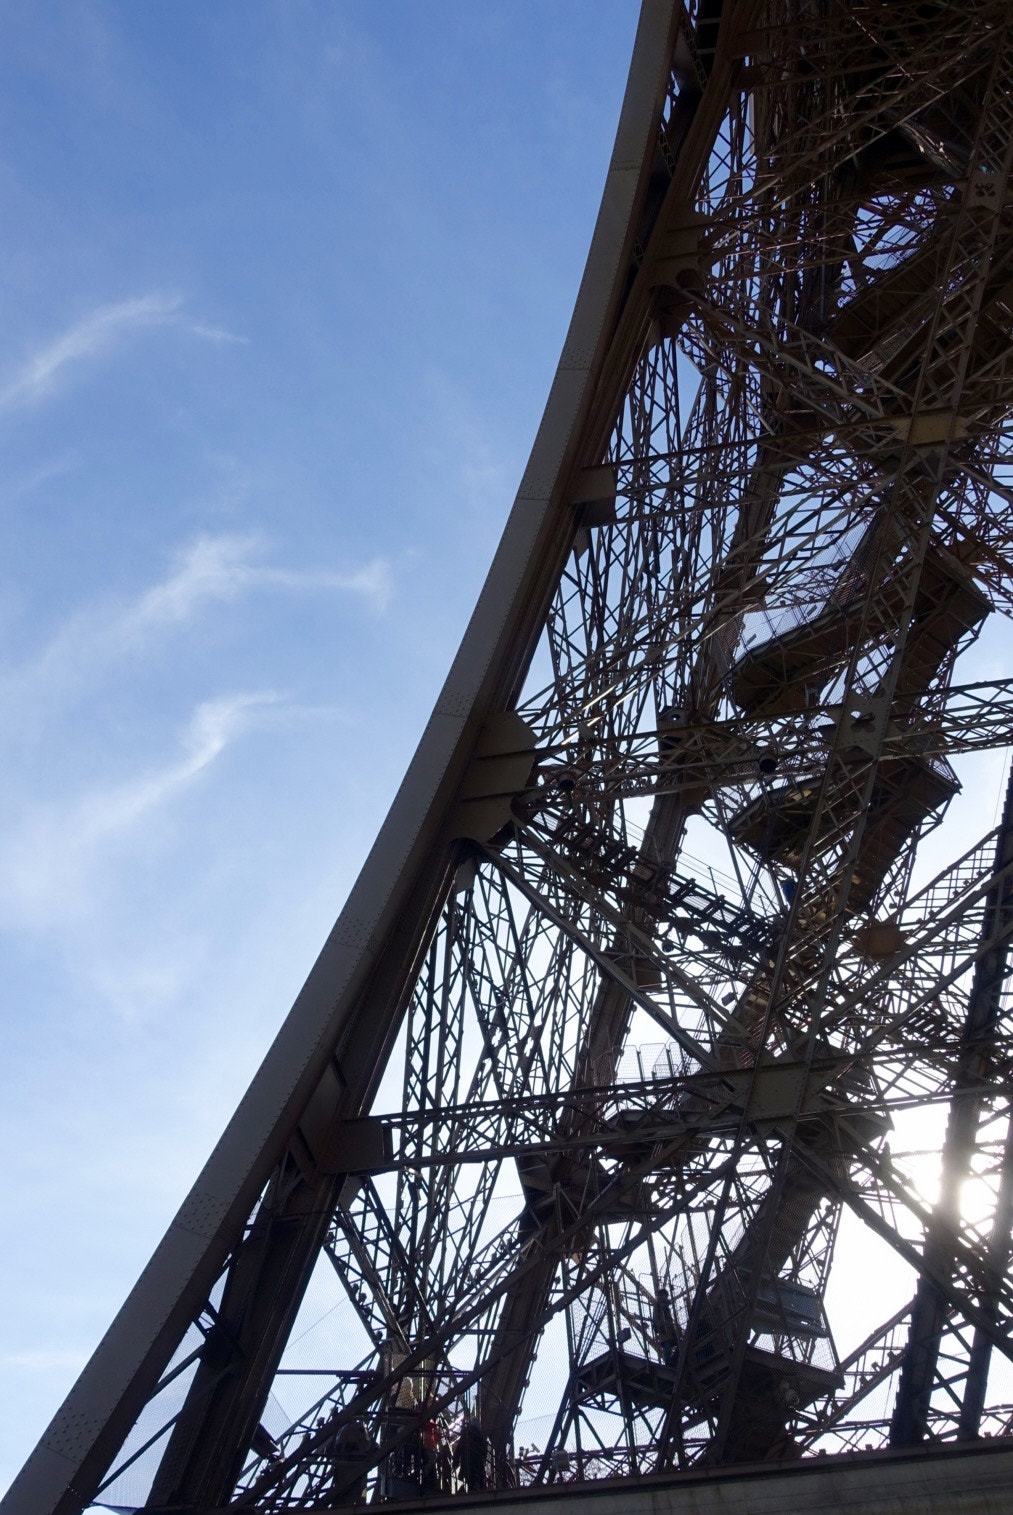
281 1441 1013 1515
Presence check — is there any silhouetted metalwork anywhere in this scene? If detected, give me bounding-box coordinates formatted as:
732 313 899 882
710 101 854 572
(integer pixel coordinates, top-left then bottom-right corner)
10 1 1013 1510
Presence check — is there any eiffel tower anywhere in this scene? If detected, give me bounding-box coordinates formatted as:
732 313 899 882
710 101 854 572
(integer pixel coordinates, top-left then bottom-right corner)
10 1 1013 1511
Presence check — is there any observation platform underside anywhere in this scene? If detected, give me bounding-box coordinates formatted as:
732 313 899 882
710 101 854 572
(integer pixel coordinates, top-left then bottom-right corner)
223 1442 1013 1515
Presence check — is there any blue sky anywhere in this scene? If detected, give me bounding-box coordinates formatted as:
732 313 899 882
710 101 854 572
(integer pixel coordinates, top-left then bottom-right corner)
0 1 639 1491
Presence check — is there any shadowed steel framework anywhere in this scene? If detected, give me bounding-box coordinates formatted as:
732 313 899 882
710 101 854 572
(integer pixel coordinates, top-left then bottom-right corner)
9 0 1013 1509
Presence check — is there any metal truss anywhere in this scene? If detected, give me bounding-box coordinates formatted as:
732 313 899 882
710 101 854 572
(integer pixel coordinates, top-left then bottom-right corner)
11 1 1013 1511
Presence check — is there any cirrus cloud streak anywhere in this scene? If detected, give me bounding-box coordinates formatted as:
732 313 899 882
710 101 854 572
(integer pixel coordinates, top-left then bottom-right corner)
0 692 279 928
0 293 246 411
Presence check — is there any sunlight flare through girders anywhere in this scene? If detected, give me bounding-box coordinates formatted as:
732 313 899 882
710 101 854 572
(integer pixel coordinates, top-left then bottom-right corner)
888 1103 1011 1233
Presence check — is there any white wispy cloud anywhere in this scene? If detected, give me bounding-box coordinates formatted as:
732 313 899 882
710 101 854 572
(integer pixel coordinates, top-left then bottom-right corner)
0 294 248 410
125 533 393 634
187 321 250 346
0 693 276 927
0 293 184 409
1 533 392 722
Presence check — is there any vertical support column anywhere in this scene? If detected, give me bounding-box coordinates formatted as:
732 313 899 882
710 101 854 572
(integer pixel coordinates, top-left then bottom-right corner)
891 763 1013 1444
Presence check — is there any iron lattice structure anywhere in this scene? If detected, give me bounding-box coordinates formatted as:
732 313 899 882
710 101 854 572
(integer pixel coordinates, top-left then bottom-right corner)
12 0 1013 1510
